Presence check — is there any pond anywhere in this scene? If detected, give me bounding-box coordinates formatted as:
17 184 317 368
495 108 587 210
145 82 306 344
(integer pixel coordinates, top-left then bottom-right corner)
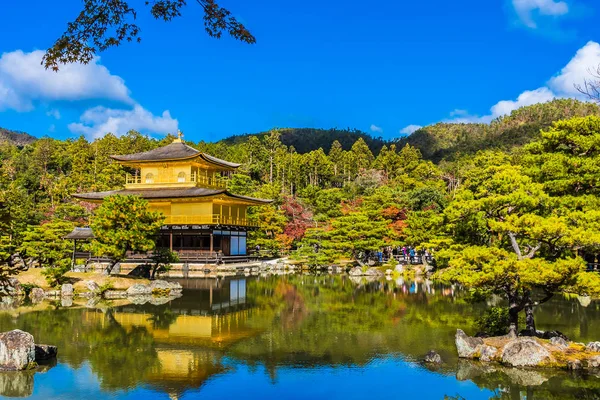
0 274 599 399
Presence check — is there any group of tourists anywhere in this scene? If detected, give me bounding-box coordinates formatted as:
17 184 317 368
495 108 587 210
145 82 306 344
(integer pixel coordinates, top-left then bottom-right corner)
358 246 433 265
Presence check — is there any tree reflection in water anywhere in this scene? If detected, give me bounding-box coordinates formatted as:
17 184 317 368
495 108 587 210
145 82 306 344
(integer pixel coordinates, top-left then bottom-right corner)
0 274 598 399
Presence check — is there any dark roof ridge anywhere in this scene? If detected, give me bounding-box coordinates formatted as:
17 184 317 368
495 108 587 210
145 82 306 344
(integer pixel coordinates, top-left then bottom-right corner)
109 141 241 168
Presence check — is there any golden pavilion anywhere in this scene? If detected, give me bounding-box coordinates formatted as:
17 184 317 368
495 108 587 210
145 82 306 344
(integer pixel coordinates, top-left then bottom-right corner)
74 133 271 258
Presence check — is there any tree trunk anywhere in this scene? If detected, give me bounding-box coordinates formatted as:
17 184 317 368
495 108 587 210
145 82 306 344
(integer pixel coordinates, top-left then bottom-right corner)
508 292 521 337
525 302 536 334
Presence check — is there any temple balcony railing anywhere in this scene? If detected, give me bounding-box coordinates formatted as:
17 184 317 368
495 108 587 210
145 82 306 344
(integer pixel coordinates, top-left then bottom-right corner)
164 214 258 227
125 173 228 189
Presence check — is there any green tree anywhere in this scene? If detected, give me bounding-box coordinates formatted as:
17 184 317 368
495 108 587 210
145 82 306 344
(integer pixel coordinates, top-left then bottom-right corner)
44 0 255 71
90 195 164 271
19 219 74 270
148 248 179 279
437 163 600 335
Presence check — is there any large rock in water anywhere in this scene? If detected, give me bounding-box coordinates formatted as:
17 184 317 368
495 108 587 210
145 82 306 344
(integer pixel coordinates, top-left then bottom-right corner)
61 284 73 297
0 330 35 371
364 267 384 276
126 284 152 296
501 337 551 367
34 345 57 361
0 371 34 397
348 267 363 276
29 288 45 303
586 342 600 352
455 329 484 358
85 280 101 294
424 350 442 364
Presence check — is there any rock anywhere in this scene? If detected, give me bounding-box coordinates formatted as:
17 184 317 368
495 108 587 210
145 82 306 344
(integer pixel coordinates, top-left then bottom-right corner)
243 268 251 274
586 355 600 369
503 368 548 386
60 284 73 297
60 297 73 307
86 297 101 308
0 330 35 371
455 329 484 358
85 281 101 294
424 350 442 364
34 345 57 361
149 280 182 293
480 345 498 362
128 295 150 305
28 288 45 303
348 267 363 276
6 278 22 296
567 359 583 370
126 284 152 296
578 295 592 307
394 264 404 273
364 267 384 276
501 337 552 367
586 342 600 352
541 330 569 341
103 290 127 299
0 371 34 397
550 336 569 349
385 269 393 275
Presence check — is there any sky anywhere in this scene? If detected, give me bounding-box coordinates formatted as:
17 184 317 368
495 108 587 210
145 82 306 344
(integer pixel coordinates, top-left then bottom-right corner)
0 0 599 142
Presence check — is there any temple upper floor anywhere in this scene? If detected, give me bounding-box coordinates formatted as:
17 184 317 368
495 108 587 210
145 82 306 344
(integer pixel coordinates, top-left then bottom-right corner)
112 134 240 190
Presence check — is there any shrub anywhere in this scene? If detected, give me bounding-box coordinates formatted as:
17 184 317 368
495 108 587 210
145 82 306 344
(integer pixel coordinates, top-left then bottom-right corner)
41 265 71 288
476 307 510 336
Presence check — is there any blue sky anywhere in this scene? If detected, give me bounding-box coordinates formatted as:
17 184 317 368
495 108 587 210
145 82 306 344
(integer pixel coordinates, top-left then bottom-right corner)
0 0 599 142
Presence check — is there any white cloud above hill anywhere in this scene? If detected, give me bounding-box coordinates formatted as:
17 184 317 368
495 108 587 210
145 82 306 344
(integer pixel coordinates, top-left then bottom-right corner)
0 50 132 111
69 105 178 139
440 41 600 124
0 49 178 138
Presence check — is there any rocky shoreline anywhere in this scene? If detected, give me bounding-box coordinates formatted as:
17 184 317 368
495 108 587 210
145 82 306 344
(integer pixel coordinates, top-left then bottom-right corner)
455 329 600 371
0 330 56 371
6 278 183 308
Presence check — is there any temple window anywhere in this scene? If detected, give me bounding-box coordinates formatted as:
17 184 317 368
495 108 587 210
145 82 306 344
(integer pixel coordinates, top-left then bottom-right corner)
177 172 186 183
145 173 154 184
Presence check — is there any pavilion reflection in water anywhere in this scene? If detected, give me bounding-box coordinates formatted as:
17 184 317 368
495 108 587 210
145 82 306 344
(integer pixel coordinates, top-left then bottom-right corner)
83 277 261 397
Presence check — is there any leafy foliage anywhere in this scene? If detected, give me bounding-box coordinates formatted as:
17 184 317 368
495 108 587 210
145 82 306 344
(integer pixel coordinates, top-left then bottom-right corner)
43 0 255 71
90 195 164 268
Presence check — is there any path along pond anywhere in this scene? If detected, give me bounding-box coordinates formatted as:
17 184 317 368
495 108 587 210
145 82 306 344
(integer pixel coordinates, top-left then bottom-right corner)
0 274 599 400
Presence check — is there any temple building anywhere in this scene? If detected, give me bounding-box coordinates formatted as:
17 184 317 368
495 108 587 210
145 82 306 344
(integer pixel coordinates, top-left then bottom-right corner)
74 133 271 259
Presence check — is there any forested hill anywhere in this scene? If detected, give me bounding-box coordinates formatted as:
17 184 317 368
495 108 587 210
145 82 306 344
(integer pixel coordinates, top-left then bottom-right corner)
399 99 600 162
218 100 600 161
220 128 390 154
0 127 37 146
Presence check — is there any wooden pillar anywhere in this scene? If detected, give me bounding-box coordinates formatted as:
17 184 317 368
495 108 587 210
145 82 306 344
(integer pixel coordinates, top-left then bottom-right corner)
72 239 76 268
169 231 173 251
210 233 214 253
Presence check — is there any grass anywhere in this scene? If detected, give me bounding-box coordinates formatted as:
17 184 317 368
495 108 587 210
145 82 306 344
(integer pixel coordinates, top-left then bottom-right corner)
16 269 150 292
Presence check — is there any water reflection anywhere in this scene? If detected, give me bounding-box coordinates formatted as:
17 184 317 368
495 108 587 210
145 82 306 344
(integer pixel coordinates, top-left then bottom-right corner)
0 274 599 399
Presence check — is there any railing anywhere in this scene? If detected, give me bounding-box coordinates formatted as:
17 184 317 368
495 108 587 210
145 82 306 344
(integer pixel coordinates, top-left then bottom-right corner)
164 214 258 227
125 173 227 189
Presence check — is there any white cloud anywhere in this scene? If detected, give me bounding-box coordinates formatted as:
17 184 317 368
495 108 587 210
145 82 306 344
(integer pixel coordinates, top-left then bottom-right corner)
548 41 600 96
46 109 61 120
446 41 600 124
490 87 556 117
49 124 56 133
370 124 383 133
449 109 468 117
0 49 132 111
512 0 569 28
400 124 422 135
68 105 178 139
